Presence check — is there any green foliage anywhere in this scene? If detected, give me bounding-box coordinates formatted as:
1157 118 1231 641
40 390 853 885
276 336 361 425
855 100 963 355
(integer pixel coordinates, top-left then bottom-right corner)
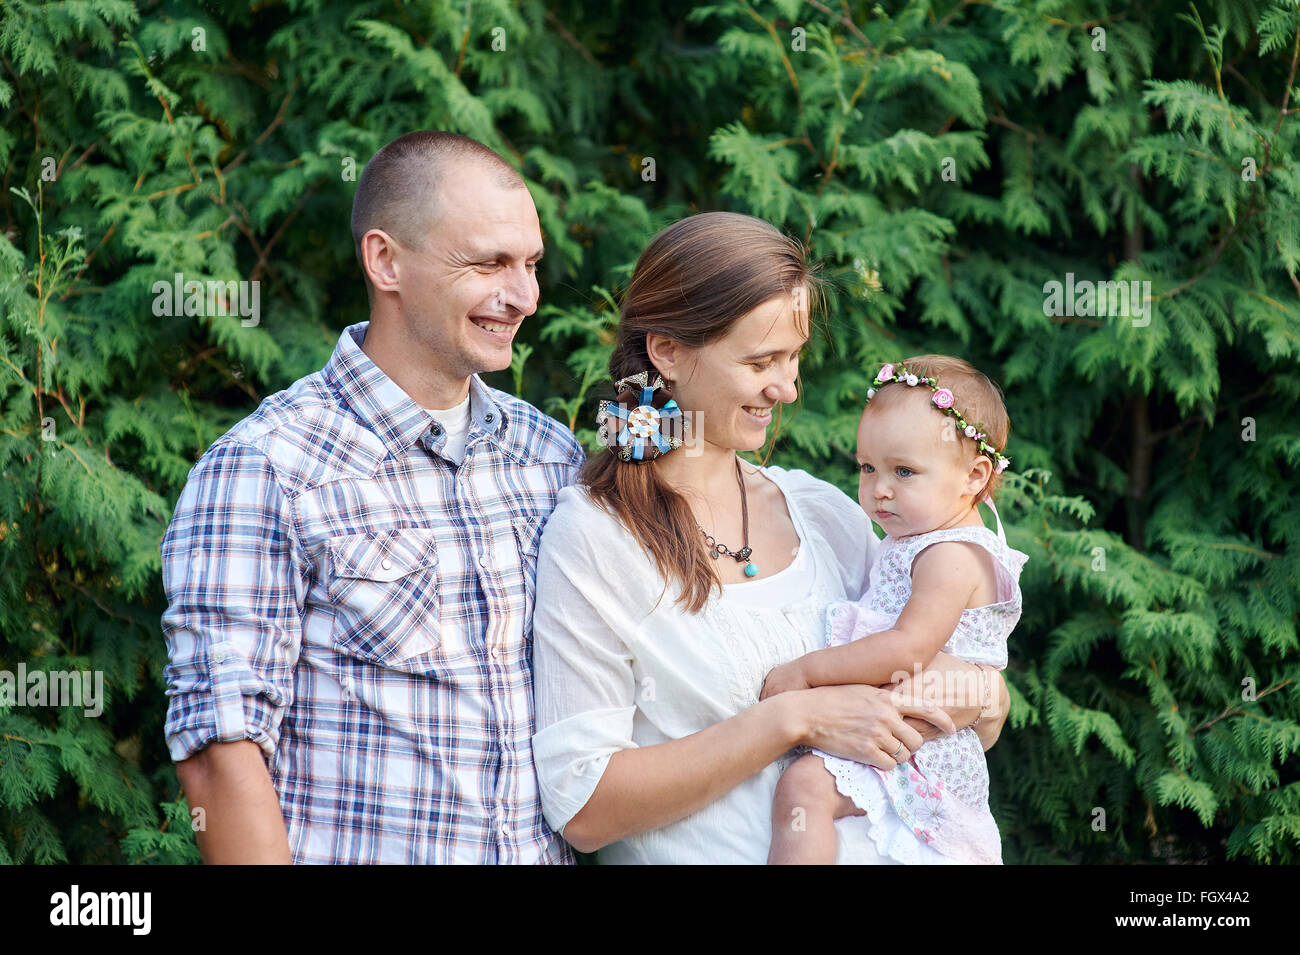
0 0 1296 864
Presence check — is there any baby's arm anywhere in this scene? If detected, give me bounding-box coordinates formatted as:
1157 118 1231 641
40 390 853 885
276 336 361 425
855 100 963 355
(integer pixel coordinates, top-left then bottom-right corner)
761 542 985 698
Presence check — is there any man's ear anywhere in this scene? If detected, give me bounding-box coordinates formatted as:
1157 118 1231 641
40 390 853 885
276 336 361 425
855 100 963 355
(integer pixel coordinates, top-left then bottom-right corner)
361 229 402 295
645 333 683 384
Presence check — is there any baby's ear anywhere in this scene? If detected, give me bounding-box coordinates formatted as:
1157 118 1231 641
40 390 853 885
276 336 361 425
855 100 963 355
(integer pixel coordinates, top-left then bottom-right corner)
965 454 993 495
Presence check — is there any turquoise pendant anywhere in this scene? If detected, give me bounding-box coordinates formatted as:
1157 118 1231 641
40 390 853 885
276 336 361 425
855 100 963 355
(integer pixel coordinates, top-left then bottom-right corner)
744 562 758 578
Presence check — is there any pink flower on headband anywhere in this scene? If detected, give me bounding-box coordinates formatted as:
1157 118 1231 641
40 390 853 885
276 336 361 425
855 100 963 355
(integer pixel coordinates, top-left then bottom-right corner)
877 363 895 382
995 457 1009 474
932 388 955 409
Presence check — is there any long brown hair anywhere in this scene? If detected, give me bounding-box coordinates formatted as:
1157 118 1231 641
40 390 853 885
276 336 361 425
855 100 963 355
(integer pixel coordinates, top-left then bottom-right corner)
581 212 824 613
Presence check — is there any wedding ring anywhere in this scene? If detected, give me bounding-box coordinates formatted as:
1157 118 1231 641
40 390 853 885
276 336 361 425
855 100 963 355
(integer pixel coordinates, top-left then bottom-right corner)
891 741 905 759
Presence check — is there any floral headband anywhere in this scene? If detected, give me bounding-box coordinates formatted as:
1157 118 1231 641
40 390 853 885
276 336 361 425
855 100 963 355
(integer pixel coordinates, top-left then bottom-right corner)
866 362 1010 474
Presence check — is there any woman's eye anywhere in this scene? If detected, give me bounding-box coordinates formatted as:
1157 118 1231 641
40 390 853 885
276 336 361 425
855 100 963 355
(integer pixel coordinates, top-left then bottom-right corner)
753 362 774 372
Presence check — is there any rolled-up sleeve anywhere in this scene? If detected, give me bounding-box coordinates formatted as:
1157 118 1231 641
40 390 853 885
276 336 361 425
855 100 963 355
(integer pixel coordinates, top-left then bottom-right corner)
161 438 307 763
531 490 639 836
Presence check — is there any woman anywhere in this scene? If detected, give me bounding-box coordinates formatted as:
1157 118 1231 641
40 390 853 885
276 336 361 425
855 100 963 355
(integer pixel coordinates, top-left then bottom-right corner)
531 212 1009 863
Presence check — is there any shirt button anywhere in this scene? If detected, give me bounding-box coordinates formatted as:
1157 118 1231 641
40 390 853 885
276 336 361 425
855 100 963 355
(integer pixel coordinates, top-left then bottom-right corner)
485 412 495 423
477 555 487 568
381 558 393 571
213 647 229 663
490 646 501 660
431 425 442 436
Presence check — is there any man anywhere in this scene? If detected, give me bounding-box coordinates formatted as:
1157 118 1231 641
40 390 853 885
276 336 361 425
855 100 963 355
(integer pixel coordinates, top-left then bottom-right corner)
161 131 584 863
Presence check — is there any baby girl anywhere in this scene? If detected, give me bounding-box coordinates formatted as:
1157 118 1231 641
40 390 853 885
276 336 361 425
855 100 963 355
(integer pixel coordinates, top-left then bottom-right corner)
761 354 1028 865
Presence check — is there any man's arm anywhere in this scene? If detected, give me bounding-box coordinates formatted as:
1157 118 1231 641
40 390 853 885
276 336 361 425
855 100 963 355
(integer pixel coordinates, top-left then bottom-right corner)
161 439 307 863
177 741 291 864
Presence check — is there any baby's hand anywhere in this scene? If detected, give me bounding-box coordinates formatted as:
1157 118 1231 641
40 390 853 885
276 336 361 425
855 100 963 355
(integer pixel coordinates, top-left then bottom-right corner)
759 661 811 701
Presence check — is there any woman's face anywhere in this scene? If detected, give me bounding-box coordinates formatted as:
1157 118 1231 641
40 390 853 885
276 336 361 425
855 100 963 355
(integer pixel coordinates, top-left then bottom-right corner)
659 293 808 454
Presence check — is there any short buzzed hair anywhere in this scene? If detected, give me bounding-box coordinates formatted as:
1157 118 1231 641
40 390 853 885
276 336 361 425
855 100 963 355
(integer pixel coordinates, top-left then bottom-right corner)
350 131 525 293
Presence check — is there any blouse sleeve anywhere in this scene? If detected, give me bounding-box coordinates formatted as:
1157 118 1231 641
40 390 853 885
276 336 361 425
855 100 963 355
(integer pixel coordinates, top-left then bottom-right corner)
531 486 642 837
769 465 878 601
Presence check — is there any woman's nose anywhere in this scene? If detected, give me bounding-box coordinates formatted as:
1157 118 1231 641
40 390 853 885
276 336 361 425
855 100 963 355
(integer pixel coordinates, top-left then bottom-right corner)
764 372 798 405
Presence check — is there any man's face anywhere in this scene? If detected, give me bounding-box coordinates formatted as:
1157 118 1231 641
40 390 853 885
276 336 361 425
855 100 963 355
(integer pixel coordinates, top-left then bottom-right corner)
391 162 543 381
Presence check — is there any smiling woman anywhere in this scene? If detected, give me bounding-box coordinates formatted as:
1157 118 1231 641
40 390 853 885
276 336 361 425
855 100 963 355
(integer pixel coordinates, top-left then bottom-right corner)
579 211 821 612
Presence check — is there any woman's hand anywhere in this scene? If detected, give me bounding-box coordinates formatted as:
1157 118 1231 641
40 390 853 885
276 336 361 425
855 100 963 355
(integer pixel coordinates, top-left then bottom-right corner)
759 660 811 701
788 683 956 770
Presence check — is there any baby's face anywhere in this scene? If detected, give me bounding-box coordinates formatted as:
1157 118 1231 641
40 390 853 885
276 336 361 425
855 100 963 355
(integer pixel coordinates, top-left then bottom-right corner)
855 387 985 537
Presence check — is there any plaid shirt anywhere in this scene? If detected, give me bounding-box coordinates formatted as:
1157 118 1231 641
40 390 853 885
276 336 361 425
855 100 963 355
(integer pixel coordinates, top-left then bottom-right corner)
162 321 584 863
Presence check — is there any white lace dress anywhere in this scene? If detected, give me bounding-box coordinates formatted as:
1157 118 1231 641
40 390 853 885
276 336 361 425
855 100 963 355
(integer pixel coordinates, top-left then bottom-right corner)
813 517 1028 864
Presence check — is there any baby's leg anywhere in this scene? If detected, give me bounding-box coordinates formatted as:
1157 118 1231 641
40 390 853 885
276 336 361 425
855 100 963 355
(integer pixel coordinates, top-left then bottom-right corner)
768 753 866 865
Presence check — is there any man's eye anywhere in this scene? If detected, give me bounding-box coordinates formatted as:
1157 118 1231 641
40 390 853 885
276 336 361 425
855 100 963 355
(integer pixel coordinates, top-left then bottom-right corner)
753 362 774 371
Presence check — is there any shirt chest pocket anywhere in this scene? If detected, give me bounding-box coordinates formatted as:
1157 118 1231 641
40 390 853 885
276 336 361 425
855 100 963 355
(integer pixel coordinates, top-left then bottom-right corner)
326 529 443 672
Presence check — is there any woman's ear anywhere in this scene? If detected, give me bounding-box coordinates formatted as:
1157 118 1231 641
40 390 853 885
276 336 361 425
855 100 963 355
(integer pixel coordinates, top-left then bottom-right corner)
645 333 682 384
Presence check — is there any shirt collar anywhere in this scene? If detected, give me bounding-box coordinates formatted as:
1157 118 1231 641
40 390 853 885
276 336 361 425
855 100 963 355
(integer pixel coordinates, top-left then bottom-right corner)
324 321 509 457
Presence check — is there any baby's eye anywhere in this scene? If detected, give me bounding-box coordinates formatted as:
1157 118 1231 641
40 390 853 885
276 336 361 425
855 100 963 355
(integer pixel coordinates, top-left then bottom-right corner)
896 466 914 477
859 463 874 473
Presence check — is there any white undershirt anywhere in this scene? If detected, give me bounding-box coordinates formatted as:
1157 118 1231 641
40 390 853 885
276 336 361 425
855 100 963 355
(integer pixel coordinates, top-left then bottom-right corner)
425 394 472 464
721 538 811 606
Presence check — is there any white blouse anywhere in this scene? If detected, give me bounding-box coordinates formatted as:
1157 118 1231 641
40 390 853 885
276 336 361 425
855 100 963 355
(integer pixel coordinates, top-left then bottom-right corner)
531 465 899 864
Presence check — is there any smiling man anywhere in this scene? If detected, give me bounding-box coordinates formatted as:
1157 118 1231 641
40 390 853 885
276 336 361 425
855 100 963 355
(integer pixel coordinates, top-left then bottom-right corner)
161 131 585 863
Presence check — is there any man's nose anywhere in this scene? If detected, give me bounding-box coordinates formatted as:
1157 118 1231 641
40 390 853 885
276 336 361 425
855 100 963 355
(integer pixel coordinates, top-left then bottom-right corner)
497 266 539 317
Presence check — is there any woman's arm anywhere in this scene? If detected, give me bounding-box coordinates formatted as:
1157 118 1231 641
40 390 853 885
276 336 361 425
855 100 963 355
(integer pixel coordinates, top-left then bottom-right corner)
561 684 953 853
895 652 1009 749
